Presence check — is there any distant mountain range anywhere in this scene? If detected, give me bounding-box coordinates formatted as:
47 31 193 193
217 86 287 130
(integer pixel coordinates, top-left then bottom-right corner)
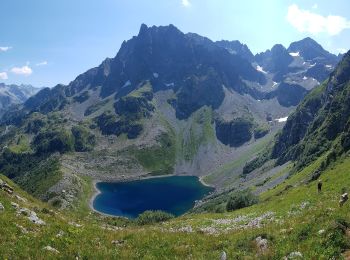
0 24 347 207
0 83 41 112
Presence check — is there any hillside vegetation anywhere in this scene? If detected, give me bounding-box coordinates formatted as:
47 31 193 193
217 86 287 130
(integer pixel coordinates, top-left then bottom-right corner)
1 150 350 258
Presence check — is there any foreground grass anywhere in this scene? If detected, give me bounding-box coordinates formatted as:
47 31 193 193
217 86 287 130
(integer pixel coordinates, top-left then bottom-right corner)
1 154 350 259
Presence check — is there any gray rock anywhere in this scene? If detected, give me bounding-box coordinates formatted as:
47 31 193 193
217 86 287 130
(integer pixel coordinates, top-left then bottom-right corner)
43 246 60 254
285 251 303 259
15 195 27 203
0 180 14 194
18 207 31 216
111 240 125 246
28 212 46 225
0 202 4 211
17 207 46 225
56 230 65 237
256 236 268 253
11 202 19 209
220 251 227 260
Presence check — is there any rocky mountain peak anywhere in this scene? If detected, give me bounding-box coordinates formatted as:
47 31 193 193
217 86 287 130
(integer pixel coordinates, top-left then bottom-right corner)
215 40 254 62
288 37 337 62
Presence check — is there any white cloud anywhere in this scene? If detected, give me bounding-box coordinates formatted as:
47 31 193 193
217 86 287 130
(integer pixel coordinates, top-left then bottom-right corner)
287 4 350 35
0 72 8 80
36 61 48 66
0 46 12 52
181 0 191 7
11 65 33 76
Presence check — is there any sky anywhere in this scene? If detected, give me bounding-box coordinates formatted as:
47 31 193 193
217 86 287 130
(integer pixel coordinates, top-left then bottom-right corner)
1 0 350 87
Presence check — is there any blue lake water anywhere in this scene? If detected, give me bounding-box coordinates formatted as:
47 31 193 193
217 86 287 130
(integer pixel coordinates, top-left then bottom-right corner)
93 176 214 218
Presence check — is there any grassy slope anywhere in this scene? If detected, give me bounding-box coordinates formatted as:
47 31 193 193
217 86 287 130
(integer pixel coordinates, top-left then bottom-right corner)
204 134 273 186
179 106 215 161
1 151 350 258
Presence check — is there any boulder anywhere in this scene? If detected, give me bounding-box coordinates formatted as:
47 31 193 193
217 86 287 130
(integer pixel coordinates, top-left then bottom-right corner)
220 251 227 260
28 212 46 225
17 207 46 225
255 236 268 253
0 202 4 211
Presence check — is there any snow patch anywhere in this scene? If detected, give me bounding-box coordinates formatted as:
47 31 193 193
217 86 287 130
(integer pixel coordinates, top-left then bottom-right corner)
165 82 175 87
272 81 278 88
275 116 288 123
256 65 267 74
303 76 308 80
153 73 159 78
325 65 333 69
121 80 131 88
289 52 300 57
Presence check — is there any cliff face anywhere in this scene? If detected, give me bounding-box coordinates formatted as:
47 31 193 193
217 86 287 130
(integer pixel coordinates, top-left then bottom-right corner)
272 51 350 168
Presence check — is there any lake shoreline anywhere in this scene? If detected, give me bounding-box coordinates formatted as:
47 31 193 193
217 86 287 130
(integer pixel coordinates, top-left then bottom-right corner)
89 174 214 217
89 180 130 218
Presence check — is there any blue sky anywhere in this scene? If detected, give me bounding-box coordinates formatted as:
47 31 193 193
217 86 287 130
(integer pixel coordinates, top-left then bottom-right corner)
1 0 350 87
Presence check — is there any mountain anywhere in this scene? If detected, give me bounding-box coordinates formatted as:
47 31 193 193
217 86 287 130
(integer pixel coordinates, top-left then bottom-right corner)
24 24 266 119
255 44 294 82
0 83 40 112
271 50 350 170
0 24 342 208
255 44 293 73
215 40 255 62
287 37 339 64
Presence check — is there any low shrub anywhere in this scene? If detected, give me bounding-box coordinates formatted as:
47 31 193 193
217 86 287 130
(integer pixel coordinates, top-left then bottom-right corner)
226 189 259 212
136 210 174 225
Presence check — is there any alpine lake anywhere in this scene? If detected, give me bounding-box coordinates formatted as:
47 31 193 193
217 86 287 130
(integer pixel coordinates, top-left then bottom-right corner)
93 176 214 218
